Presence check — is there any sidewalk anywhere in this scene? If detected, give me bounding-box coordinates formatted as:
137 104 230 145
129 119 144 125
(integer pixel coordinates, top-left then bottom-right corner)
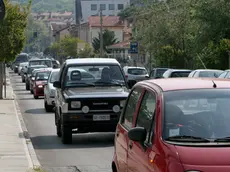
0 69 40 172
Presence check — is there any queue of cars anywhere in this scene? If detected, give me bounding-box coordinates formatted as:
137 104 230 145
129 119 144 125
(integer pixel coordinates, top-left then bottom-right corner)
12 57 230 172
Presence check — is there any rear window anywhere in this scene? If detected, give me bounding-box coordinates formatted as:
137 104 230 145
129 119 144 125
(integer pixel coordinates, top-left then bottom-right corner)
35 71 51 81
171 71 190 77
29 60 52 67
199 71 222 78
127 68 147 75
15 54 28 63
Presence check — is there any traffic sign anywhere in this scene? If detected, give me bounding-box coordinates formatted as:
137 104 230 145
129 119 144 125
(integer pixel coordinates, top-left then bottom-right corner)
130 42 138 54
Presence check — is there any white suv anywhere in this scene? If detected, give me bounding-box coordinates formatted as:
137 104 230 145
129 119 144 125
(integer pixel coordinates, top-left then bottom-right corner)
44 69 60 112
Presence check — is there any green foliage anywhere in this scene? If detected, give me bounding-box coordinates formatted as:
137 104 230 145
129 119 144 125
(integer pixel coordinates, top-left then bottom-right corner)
92 29 119 54
24 15 51 53
132 0 230 69
12 0 74 12
78 43 95 58
49 36 82 58
0 0 30 62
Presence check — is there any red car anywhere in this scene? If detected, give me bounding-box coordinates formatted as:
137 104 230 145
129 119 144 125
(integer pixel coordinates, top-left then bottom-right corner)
112 78 230 172
33 70 51 99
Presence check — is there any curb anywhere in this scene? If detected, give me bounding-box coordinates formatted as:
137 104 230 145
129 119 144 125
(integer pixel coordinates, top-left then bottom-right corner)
8 70 41 170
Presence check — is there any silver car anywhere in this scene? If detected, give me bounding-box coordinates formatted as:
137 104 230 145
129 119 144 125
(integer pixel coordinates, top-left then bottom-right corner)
44 69 60 112
123 66 149 82
18 62 28 76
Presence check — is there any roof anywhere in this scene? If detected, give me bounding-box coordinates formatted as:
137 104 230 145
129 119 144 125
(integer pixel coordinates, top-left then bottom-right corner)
88 16 124 27
65 58 120 65
51 68 60 72
167 69 192 72
107 41 130 49
193 69 223 72
138 78 230 91
124 66 146 69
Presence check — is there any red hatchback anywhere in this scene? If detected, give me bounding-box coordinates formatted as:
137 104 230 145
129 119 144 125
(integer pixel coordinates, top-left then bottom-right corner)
112 78 230 172
33 70 51 99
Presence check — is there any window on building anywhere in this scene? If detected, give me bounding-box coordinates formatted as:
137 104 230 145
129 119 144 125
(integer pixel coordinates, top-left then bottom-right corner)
118 4 124 10
91 4 97 11
100 4 106 10
109 4 115 10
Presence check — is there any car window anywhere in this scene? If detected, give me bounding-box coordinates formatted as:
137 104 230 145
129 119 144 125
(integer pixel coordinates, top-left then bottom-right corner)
163 89 230 142
171 71 190 77
35 71 50 81
135 91 156 143
199 71 222 77
121 88 143 129
150 70 155 77
127 68 147 75
50 71 59 83
218 71 227 78
224 72 230 79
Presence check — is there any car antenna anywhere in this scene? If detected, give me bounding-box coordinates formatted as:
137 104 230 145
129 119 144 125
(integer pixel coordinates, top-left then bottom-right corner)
212 80 217 88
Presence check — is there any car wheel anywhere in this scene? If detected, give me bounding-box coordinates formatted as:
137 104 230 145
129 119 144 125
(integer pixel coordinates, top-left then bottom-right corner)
44 101 52 112
34 95 38 99
22 78 25 83
61 125 72 144
26 84 29 90
30 89 34 94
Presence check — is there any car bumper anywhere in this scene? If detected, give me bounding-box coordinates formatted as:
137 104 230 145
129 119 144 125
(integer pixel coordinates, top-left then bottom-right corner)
62 112 120 132
34 88 44 96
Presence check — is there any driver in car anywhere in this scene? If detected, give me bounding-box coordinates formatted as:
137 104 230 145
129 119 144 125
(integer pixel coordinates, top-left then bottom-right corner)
97 67 111 82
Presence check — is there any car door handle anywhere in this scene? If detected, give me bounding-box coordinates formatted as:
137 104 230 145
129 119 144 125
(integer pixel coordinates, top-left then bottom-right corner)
129 141 133 149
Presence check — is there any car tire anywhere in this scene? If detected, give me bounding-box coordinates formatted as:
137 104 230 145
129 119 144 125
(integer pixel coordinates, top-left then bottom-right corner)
61 125 72 144
30 89 34 94
45 101 53 112
34 95 38 99
26 84 29 90
22 78 25 83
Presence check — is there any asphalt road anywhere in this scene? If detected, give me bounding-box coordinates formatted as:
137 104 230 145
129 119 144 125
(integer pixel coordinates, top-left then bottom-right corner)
9 71 114 172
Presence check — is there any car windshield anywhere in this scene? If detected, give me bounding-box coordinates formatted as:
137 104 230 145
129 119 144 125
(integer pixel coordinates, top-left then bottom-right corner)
15 54 28 63
127 68 147 75
199 71 223 77
171 71 190 77
64 65 126 87
50 71 59 83
163 89 230 142
156 69 168 78
29 60 52 67
35 71 50 81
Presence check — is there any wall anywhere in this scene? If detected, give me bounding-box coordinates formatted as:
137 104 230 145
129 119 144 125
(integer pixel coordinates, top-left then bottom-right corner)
80 0 130 22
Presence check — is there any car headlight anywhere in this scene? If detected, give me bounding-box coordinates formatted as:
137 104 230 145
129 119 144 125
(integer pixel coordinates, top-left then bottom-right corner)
38 85 43 88
120 100 126 107
113 105 120 113
71 101 81 108
82 106 89 113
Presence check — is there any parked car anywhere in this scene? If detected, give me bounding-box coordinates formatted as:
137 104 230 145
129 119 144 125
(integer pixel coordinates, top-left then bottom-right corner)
33 70 52 99
188 69 223 78
12 53 28 73
53 58 130 144
123 66 149 82
25 65 48 90
44 69 60 112
218 69 230 79
149 68 169 79
29 68 52 94
18 62 28 76
112 78 230 172
163 69 192 78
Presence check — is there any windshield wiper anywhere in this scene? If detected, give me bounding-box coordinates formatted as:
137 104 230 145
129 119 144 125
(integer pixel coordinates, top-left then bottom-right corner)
166 135 210 142
95 81 123 87
214 137 230 142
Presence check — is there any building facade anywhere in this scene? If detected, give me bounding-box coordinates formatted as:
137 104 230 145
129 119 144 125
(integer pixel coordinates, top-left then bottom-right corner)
77 0 130 22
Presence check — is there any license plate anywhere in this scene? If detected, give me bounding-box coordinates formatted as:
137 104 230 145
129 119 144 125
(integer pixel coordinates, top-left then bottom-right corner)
93 115 110 121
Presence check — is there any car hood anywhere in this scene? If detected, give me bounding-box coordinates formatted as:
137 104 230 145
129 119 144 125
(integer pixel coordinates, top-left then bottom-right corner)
63 87 129 99
175 145 230 171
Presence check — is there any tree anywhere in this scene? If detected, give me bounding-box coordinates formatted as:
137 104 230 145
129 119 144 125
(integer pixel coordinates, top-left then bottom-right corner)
0 0 30 99
78 43 95 58
92 29 119 54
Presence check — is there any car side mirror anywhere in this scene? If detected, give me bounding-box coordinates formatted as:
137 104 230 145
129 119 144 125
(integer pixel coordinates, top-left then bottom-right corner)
128 127 147 142
127 80 137 89
53 81 61 88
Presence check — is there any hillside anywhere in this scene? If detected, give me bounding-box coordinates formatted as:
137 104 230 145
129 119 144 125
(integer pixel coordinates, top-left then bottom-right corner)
13 0 74 12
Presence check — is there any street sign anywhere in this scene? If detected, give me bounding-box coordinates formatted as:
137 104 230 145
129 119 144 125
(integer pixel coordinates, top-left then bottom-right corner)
0 0 5 21
130 41 138 54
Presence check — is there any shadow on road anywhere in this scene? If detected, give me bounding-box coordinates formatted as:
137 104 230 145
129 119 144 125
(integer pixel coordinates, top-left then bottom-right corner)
31 133 114 149
25 108 47 114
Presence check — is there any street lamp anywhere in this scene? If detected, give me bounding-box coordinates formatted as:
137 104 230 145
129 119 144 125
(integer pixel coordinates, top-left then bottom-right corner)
0 0 5 21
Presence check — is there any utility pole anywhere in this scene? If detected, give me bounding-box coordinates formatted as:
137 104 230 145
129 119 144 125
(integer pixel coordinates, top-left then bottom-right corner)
99 9 103 58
